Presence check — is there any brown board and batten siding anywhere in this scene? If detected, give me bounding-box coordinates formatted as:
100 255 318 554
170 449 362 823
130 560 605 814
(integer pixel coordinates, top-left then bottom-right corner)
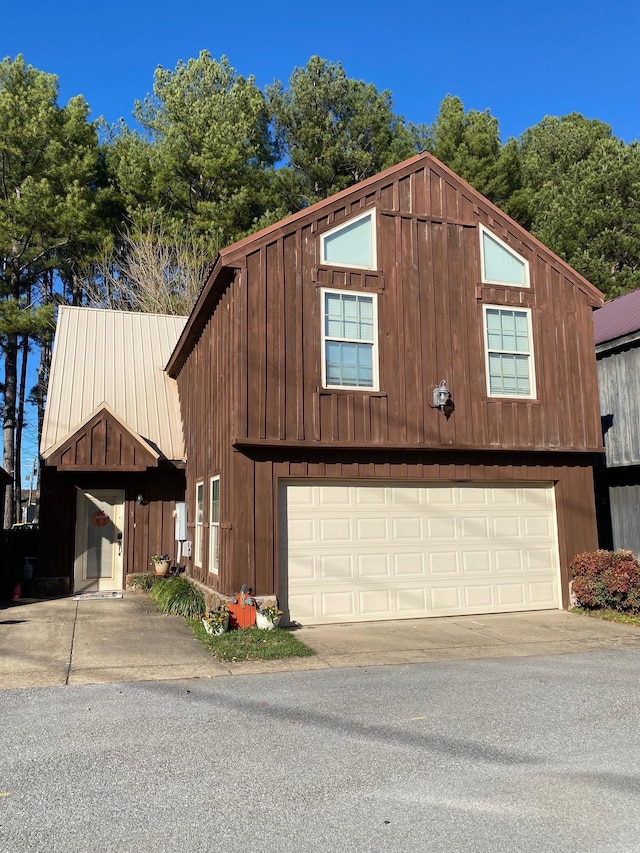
169 152 603 609
38 465 185 582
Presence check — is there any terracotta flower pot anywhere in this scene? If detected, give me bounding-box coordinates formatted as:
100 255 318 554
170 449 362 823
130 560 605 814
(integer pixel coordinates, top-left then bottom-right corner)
154 559 171 576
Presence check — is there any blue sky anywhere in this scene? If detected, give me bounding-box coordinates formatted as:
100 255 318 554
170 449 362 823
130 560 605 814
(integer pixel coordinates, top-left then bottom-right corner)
4 0 640 482
5 0 640 143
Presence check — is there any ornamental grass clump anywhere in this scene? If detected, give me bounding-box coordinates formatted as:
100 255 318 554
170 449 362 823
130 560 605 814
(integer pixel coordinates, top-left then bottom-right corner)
570 549 640 614
149 576 205 619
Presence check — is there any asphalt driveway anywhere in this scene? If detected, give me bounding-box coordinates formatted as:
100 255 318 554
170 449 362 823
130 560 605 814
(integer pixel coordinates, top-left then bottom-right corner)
1 592 640 688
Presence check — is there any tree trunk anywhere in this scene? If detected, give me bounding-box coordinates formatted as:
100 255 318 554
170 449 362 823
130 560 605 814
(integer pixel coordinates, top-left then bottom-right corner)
2 331 17 529
14 332 29 523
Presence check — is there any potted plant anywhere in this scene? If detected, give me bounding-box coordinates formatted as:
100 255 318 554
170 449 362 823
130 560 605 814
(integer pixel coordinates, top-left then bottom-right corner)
202 602 230 636
256 603 283 630
150 553 171 577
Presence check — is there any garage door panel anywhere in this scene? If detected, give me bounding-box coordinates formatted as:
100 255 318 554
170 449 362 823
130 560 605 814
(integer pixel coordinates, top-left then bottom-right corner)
461 517 490 539
462 551 491 573
393 516 425 540
524 516 553 537
360 589 393 617
428 552 459 575
464 585 494 608
320 554 352 579
431 586 462 611
526 548 556 571
529 581 557 605
394 552 427 576
427 517 456 538
497 583 527 606
356 518 389 540
282 482 560 624
319 517 352 542
358 554 389 577
396 587 429 613
493 517 521 537
391 487 422 506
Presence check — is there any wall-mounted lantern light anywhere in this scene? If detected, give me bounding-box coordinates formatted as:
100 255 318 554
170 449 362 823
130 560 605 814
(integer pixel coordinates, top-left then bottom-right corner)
136 493 146 506
430 380 455 420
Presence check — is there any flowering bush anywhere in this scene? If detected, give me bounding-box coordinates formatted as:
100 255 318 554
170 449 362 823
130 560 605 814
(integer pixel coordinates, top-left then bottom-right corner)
570 549 640 613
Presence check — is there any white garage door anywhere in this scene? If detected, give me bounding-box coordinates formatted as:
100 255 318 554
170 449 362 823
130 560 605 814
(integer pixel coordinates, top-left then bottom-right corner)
280 482 560 625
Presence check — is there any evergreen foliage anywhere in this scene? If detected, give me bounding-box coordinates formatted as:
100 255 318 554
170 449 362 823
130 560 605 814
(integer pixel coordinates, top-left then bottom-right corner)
2 52 640 526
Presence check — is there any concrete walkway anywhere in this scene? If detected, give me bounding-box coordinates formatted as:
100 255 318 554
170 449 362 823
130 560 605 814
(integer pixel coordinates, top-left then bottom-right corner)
1 592 640 689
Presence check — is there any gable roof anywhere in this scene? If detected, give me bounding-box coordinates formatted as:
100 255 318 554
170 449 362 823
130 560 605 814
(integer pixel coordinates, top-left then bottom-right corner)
166 150 603 377
593 288 640 346
41 306 187 462
42 402 162 469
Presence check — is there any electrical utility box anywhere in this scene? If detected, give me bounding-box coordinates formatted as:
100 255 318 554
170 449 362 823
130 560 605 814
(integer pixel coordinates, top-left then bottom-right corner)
174 502 188 541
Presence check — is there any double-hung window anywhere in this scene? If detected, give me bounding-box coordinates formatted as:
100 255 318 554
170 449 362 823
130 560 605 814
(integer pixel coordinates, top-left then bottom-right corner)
322 289 378 390
209 476 220 575
483 306 536 398
194 481 204 568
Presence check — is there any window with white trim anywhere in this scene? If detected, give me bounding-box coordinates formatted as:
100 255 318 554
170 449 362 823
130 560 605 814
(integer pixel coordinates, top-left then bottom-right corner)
209 476 220 575
194 481 204 568
320 210 376 270
322 289 378 390
483 306 536 398
480 224 530 287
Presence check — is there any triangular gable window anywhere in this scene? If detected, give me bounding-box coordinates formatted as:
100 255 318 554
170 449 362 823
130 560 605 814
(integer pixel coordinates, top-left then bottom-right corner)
320 210 376 270
480 225 530 287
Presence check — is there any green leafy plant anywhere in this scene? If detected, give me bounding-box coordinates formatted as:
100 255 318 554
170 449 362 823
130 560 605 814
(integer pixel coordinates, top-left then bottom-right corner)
128 572 161 592
150 553 171 564
149 576 205 618
570 549 640 613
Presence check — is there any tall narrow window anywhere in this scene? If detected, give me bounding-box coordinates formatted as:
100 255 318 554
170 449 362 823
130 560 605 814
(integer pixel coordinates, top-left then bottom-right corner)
209 476 220 575
480 225 530 287
320 210 376 269
322 289 378 390
194 481 204 568
483 306 536 398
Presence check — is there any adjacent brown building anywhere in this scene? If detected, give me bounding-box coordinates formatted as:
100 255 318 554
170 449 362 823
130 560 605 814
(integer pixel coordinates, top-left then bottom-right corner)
40 152 604 623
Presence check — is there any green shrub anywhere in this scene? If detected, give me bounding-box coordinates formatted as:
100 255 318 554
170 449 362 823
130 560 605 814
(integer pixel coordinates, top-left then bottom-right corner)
128 573 161 592
149 576 205 618
570 549 640 613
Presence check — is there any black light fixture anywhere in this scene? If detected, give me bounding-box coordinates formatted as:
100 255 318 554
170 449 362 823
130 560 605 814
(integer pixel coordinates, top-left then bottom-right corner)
136 493 146 506
431 380 455 420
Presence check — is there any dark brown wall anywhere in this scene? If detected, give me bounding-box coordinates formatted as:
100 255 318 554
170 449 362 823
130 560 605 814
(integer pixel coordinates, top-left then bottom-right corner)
38 466 185 585
46 409 157 471
176 157 602 598
225 449 597 608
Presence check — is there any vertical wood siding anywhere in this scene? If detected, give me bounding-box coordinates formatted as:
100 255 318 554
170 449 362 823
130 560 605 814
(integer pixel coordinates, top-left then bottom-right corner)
597 345 640 467
175 157 602 599
38 467 185 585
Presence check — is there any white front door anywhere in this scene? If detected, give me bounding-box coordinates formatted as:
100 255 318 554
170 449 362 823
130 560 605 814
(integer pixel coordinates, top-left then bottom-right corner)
74 489 125 592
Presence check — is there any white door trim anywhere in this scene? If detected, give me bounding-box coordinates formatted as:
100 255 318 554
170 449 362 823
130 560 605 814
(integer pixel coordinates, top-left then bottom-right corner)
74 488 125 592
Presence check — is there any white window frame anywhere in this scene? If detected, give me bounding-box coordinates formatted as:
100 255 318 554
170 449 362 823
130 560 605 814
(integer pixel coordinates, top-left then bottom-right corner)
483 305 537 399
194 481 204 568
479 224 530 288
320 209 377 270
209 475 220 576
321 288 379 391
